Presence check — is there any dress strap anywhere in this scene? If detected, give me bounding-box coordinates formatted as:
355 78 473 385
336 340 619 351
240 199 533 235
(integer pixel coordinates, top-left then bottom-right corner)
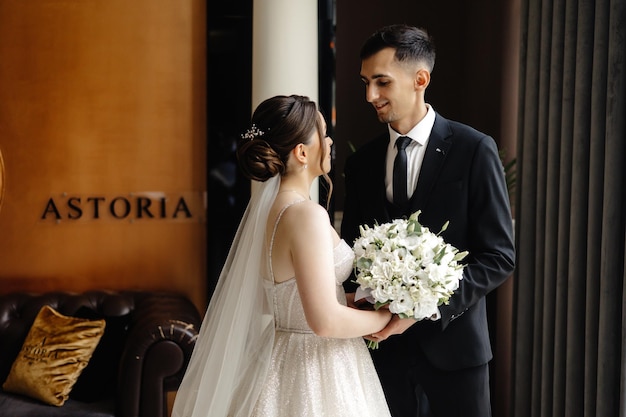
268 200 307 281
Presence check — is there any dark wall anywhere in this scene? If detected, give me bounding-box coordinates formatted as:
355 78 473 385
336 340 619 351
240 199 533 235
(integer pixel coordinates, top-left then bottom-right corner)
207 2 253 297
334 0 507 210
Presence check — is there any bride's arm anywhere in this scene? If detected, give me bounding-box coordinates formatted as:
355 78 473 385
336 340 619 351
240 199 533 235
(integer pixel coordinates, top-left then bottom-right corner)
284 202 391 339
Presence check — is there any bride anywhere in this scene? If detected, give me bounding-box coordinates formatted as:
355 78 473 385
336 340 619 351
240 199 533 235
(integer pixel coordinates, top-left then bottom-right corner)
172 95 392 417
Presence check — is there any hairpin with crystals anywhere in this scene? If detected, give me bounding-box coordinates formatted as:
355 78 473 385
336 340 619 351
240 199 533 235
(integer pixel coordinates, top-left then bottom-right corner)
241 124 265 141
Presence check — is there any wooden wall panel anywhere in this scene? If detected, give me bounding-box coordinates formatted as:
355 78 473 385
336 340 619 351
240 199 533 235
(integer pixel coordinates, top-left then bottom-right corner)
0 0 207 309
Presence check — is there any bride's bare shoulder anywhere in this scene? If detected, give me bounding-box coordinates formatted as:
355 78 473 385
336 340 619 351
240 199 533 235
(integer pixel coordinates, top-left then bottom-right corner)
279 200 331 230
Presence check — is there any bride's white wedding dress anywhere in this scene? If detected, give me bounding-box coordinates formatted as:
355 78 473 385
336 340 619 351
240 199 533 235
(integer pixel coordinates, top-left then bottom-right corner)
252 202 391 417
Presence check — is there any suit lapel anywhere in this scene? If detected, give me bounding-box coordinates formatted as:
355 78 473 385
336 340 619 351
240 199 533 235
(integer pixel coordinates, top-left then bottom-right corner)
368 134 392 223
410 114 452 212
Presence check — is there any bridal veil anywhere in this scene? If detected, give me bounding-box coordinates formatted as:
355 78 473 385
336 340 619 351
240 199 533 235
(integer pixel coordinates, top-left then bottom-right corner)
172 175 280 417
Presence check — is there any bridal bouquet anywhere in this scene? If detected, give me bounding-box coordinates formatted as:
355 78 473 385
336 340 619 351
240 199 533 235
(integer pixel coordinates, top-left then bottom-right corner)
353 211 468 348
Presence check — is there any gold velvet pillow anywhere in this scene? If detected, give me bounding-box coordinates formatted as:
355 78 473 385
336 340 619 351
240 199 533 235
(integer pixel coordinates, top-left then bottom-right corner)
2 305 106 406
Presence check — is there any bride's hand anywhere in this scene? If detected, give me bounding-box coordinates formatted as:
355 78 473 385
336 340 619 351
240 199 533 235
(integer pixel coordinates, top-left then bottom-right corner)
369 315 416 342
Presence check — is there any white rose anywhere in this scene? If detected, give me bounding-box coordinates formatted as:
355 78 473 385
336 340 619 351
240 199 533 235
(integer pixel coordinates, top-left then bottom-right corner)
389 288 414 315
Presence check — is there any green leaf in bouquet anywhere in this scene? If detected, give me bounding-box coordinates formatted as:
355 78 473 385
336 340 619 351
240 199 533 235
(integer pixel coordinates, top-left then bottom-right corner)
454 250 469 262
408 210 422 222
408 219 422 235
407 211 424 235
374 301 389 310
356 257 373 270
437 220 450 235
433 246 448 264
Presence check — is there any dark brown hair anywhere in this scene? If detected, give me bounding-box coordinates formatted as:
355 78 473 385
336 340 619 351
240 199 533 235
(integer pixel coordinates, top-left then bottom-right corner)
237 95 332 202
360 24 436 72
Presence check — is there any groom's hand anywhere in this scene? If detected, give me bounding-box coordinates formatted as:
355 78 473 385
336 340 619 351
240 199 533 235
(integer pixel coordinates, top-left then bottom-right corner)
346 292 371 309
346 292 358 308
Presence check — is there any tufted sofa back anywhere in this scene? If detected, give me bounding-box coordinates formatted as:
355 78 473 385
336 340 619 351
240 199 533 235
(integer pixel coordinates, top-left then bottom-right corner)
0 290 201 416
0 291 135 389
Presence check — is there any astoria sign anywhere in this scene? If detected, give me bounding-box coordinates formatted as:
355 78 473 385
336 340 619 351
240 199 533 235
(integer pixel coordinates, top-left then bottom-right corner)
41 192 205 222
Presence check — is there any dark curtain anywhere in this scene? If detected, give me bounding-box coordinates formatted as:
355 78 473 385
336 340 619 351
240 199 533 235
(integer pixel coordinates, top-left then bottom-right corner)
512 0 625 416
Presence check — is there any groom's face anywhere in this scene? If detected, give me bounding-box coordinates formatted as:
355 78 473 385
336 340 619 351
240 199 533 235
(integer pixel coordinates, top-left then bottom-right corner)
360 47 422 134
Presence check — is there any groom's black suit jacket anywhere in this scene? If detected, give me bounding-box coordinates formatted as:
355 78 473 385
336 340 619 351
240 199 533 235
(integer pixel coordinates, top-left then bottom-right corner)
341 113 515 371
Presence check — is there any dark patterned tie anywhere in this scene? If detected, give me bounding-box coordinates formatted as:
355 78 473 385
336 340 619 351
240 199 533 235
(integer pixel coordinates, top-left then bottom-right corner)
393 136 412 206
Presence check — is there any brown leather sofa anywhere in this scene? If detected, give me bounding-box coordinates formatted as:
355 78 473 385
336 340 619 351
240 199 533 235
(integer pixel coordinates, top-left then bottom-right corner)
0 290 202 417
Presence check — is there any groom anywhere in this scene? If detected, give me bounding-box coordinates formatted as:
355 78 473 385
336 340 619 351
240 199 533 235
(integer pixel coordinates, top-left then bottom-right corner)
341 24 516 417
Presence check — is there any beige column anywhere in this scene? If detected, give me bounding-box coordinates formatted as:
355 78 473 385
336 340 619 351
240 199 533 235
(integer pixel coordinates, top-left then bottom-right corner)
252 0 319 201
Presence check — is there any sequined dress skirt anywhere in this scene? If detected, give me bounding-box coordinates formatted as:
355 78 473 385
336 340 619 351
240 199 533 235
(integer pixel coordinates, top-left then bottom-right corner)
252 329 391 417
251 276 391 417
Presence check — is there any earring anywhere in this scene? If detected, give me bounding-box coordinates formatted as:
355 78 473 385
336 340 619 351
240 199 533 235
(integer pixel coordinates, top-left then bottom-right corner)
303 164 308 170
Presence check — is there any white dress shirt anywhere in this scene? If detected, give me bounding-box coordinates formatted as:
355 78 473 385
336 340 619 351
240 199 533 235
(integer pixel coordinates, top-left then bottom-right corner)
385 104 436 203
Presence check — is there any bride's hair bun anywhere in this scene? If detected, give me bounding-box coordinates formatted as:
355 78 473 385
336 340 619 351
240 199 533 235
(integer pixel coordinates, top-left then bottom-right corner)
236 95 334 206
237 138 285 182
236 94 323 183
